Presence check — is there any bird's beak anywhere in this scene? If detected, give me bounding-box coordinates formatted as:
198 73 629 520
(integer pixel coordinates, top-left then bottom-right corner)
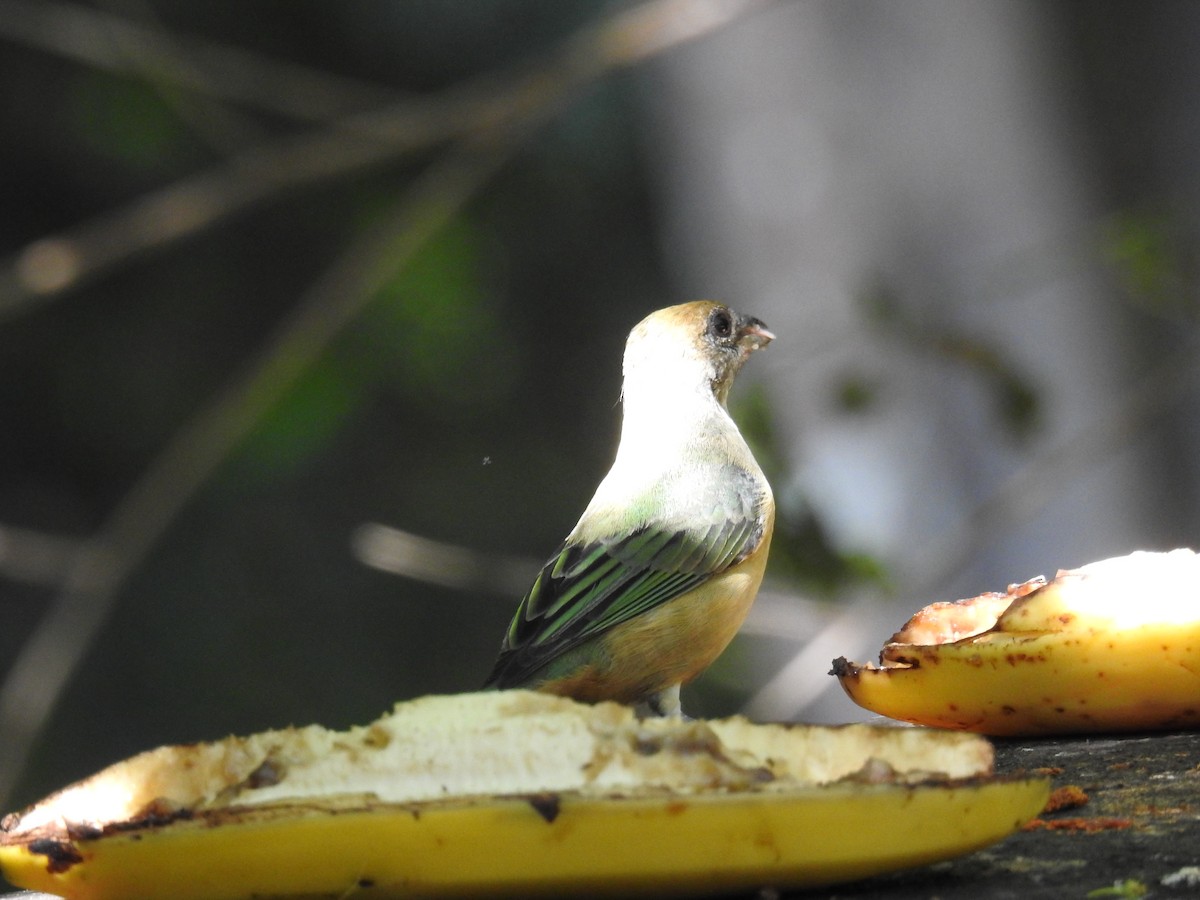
737 316 775 352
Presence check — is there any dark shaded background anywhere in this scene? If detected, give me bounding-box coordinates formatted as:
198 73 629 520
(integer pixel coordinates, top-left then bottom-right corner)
0 0 1196 852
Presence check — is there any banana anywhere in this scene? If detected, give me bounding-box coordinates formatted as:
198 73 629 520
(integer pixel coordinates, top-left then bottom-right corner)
834 549 1200 736
2 691 1048 899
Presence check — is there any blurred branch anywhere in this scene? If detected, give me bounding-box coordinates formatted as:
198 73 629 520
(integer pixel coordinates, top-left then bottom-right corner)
352 523 537 596
0 0 398 121
0 525 81 588
0 0 774 806
0 0 771 319
87 0 271 153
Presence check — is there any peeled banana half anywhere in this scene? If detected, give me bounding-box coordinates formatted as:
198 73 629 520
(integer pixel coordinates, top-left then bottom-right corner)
2 691 1047 899
834 549 1200 736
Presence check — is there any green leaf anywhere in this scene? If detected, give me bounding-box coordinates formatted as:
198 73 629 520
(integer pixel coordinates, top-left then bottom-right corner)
69 75 190 170
362 218 518 408
234 357 361 481
1086 879 1149 899
1103 211 1189 314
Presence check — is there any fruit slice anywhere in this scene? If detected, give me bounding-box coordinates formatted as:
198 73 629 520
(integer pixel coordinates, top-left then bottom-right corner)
833 549 1200 736
1 691 1048 899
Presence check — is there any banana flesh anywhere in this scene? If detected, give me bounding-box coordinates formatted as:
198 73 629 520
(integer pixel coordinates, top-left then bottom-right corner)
1 691 1048 898
834 549 1200 736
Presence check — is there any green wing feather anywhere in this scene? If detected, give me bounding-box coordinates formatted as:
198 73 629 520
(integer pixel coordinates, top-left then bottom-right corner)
484 477 766 689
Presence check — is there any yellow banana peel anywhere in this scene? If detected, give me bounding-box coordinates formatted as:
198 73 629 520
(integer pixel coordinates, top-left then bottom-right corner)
2 691 1048 899
834 549 1200 736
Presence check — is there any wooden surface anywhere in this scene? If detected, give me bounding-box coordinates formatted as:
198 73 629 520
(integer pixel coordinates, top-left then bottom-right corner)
812 730 1200 899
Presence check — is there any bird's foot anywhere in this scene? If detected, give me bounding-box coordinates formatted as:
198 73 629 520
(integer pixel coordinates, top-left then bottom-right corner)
635 683 685 718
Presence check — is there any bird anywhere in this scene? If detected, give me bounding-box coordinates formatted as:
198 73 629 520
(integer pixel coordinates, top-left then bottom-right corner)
484 300 775 717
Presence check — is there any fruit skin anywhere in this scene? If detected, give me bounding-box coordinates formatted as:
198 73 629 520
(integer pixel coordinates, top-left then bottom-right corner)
0 776 1048 899
833 550 1200 737
1 691 1048 898
834 624 1200 736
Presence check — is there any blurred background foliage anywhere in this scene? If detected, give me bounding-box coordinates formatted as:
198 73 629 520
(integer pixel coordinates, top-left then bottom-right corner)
0 0 1197 837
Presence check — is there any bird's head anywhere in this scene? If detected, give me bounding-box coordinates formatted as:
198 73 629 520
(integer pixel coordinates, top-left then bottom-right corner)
622 301 774 408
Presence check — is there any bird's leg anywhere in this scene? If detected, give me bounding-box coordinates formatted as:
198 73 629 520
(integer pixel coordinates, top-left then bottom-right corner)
636 683 683 718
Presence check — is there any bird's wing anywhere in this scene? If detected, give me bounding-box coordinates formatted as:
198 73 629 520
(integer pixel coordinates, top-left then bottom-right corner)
485 471 767 689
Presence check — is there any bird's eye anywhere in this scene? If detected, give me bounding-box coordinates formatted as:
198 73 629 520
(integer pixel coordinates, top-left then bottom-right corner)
708 308 734 340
